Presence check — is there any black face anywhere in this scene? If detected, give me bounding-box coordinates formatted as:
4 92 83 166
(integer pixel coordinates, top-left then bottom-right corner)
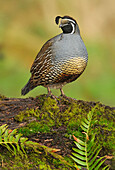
61 23 74 34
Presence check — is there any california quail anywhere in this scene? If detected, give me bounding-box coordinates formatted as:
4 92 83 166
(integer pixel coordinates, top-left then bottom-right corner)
21 16 88 97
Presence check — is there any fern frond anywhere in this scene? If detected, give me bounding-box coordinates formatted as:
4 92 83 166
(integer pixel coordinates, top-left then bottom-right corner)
71 108 109 170
0 124 26 157
0 124 72 168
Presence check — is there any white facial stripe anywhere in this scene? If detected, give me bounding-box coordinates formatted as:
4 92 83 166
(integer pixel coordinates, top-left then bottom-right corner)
66 18 76 24
62 23 68 27
71 23 75 34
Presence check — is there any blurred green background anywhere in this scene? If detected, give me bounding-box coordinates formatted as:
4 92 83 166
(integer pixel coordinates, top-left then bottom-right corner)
0 0 115 106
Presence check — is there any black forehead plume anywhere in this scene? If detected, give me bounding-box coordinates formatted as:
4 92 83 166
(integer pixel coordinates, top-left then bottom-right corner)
55 16 62 25
55 15 77 25
62 16 77 24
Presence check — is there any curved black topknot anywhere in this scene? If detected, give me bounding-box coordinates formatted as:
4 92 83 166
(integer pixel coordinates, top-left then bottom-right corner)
62 16 77 24
55 15 77 25
55 16 62 25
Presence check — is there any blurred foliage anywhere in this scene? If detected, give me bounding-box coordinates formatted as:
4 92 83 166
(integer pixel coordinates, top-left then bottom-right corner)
0 0 115 106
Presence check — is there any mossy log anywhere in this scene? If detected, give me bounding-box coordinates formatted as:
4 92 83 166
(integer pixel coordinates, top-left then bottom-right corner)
0 94 115 169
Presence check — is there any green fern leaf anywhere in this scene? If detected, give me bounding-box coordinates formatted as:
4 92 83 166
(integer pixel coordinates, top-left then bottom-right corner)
10 143 17 155
8 129 17 142
80 125 87 132
14 134 22 143
88 145 100 160
94 157 107 170
73 137 85 146
74 141 85 151
20 137 28 143
87 109 93 121
102 165 110 170
71 156 86 166
88 148 102 166
89 156 105 170
83 117 89 125
0 124 8 134
5 142 14 155
0 129 2 142
87 136 95 152
72 152 86 160
81 121 89 129
72 148 85 156
4 129 9 142
87 141 95 153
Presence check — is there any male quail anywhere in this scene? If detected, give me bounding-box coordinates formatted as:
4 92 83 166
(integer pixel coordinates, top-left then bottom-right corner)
21 16 88 97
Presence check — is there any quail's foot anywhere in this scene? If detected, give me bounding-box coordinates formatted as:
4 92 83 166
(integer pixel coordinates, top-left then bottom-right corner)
47 87 57 100
60 88 68 98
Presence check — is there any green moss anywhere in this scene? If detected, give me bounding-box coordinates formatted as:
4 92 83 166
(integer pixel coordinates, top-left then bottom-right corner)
15 95 115 159
40 97 60 126
18 121 51 136
65 120 84 139
15 108 40 122
0 147 73 169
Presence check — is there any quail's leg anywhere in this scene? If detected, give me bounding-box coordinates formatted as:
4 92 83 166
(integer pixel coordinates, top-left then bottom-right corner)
60 88 65 97
47 87 57 100
47 87 52 96
60 88 70 99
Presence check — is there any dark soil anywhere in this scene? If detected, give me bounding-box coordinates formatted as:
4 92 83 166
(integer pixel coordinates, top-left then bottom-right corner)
1 94 114 129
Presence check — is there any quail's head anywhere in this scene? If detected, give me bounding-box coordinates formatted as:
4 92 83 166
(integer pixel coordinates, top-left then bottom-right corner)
55 15 80 34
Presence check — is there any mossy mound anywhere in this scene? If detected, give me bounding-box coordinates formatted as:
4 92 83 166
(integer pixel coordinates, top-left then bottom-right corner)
15 95 115 157
0 94 114 169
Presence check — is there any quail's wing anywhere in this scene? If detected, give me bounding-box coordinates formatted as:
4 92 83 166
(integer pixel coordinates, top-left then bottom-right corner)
30 39 54 84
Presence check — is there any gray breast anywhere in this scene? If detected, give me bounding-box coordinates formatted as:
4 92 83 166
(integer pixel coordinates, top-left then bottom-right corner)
52 33 88 65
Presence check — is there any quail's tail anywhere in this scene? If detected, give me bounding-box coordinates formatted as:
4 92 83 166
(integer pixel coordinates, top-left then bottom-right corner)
21 79 34 95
